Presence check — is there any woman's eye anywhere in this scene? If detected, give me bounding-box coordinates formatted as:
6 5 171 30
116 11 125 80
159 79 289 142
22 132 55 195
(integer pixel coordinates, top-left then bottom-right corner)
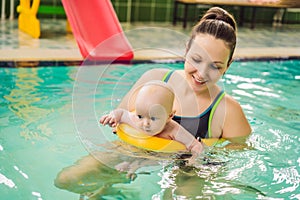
210 63 221 70
192 57 202 63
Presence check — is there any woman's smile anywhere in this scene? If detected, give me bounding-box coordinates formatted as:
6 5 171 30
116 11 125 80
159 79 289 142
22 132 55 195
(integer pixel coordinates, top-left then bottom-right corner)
192 74 207 85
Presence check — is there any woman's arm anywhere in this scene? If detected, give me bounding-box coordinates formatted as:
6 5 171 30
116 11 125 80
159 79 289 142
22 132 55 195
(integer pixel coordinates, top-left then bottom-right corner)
221 95 252 144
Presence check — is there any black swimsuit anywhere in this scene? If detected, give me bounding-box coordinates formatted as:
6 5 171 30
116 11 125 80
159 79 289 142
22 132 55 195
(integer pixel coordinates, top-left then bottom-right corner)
162 70 225 139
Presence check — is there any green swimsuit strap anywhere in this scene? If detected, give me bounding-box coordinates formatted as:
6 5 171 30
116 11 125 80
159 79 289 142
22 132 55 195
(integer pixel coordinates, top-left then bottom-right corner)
162 70 174 82
208 91 226 138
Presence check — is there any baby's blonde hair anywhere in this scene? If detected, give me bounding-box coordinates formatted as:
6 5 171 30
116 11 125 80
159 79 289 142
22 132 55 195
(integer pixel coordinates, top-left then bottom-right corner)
138 80 175 113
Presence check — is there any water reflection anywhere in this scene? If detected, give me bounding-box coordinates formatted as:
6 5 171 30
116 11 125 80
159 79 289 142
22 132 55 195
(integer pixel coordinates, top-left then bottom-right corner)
0 173 15 188
4 68 53 140
273 166 300 194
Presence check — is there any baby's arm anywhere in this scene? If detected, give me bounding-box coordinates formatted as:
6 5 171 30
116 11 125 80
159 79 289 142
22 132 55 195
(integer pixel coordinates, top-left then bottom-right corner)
100 108 125 127
167 120 204 154
100 108 137 128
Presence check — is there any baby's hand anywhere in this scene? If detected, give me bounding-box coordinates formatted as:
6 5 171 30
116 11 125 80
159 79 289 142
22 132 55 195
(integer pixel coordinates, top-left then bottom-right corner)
190 140 204 155
99 109 124 127
187 140 204 165
99 113 117 127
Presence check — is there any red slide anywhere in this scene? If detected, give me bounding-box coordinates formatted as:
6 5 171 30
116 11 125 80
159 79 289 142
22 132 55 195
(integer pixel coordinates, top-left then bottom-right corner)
61 0 134 61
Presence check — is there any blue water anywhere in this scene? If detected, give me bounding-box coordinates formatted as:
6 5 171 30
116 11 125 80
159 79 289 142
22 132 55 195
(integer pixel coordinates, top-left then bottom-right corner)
0 60 299 199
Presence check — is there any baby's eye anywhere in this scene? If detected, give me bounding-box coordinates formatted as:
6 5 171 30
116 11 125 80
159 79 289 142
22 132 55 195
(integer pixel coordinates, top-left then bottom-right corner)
137 115 143 119
150 117 157 121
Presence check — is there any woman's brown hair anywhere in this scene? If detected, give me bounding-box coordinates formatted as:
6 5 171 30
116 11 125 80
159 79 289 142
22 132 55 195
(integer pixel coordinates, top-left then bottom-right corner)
187 7 237 64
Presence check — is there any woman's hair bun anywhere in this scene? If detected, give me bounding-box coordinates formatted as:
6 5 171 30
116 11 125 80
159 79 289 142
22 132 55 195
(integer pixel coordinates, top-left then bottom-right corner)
201 7 236 31
187 6 237 64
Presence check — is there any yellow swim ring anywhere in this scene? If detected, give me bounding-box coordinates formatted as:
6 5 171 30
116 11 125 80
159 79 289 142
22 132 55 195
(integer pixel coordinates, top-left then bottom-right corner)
116 123 226 153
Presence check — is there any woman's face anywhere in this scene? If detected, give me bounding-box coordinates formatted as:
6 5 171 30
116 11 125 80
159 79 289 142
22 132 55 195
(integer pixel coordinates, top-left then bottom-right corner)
185 34 231 94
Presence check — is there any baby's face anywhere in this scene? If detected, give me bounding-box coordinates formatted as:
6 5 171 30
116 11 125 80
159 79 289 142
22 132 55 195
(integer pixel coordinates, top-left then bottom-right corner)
134 103 169 136
133 83 174 135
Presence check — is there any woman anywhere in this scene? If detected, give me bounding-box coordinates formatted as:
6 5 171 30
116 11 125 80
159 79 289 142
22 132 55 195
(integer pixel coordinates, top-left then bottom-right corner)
119 7 251 143
54 7 251 198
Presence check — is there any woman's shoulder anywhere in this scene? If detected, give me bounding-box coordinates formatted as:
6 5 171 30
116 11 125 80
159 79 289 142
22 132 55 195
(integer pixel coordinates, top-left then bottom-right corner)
223 93 240 108
141 68 178 80
144 68 171 74
222 94 245 115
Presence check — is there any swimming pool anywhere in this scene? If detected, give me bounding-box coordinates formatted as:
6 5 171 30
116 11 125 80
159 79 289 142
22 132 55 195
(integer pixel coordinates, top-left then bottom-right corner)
0 60 299 199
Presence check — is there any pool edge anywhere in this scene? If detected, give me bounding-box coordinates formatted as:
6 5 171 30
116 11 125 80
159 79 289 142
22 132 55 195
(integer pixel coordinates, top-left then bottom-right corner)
1 47 300 67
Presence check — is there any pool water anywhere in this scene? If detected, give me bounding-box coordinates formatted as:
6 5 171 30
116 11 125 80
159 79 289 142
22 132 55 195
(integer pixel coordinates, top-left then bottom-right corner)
0 60 299 199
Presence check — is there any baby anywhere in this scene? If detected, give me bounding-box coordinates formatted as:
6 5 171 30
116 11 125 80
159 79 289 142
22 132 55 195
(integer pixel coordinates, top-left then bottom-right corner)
100 80 203 155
